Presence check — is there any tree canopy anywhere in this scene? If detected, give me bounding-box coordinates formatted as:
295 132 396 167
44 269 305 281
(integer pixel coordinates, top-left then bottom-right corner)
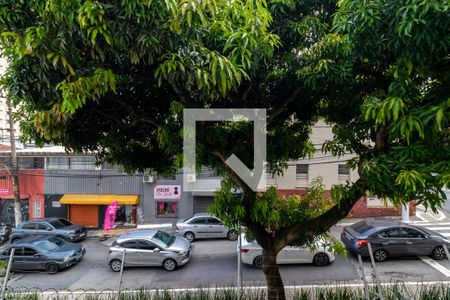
0 0 449 299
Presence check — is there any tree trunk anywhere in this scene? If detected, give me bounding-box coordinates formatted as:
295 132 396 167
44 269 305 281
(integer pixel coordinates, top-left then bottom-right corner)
262 247 285 300
6 97 21 226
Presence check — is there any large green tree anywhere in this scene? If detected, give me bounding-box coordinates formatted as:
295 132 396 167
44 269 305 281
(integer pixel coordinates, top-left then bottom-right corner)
0 0 449 299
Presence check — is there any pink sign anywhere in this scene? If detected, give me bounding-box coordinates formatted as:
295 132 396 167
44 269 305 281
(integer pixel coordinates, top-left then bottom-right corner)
0 188 9 195
154 185 181 199
103 202 118 231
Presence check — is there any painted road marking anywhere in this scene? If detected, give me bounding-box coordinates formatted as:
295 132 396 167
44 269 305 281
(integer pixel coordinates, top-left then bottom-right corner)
419 256 450 276
421 226 450 230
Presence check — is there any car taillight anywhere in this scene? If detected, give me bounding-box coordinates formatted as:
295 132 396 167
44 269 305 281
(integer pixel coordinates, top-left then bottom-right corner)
357 239 369 247
240 249 250 253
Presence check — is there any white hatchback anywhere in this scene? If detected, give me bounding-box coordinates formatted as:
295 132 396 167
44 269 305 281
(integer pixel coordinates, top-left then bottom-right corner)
238 234 335 268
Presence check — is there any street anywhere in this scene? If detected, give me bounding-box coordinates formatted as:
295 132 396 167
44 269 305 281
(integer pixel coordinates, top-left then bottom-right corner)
7 220 450 291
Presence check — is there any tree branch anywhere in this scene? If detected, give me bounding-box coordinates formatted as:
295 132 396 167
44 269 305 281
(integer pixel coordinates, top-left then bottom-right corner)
275 179 366 251
267 85 304 122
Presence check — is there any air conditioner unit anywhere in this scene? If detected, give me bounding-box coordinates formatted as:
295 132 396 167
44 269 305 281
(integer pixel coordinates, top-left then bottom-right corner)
186 174 196 183
143 175 154 183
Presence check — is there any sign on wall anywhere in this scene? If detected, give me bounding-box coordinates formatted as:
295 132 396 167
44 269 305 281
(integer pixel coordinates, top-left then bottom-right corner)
0 188 9 195
154 185 181 199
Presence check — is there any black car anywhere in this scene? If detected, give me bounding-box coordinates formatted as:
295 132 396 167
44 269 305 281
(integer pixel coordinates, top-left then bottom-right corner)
341 219 450 262
0 235 86 273
10 218 87 243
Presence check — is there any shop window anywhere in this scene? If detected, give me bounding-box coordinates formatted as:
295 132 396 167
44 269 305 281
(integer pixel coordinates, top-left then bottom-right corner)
156 201 178 217
33 202 42 218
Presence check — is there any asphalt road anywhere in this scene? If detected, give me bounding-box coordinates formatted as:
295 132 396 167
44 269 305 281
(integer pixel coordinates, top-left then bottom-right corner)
6 226 450 291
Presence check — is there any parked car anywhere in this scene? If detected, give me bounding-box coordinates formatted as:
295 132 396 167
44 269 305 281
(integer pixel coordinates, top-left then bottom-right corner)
10 218 87 243
175 213 238 242
341 219 450 262
0 223 12 244
0 235 86 273
107 229 193 272
239 233 335 268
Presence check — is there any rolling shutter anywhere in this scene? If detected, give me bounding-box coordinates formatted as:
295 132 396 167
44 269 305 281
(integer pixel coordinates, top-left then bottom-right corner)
193 196 214 214
69 205 98 227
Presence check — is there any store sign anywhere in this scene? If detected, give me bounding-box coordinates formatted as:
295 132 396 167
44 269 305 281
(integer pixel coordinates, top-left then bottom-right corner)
154 185 181 199
0 188 9 195
52 201 61 208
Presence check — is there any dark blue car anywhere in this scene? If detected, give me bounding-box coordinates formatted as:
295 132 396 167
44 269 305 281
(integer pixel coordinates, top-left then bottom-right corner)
0 235 86 273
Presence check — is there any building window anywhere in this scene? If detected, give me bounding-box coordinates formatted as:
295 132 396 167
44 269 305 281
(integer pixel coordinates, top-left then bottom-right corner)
338 164 350 175
197 166 219 178
33 201 41 218
46 157 69 169
296 164 308 179
338 164 351 182
70 156 96 170
156 201 178 218
19 157 45 169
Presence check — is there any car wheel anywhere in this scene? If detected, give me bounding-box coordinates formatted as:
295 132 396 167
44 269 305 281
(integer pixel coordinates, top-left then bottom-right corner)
432 246 447 260
373 249 388 262
110 259 122 272
162 258 177 271
184 232 195 243
46 263 59 274
227 230 238 241
313 253 330 266
253 255 263 269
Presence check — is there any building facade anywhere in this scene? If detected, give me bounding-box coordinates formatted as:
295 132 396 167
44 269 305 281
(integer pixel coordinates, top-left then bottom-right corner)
0 120 416 228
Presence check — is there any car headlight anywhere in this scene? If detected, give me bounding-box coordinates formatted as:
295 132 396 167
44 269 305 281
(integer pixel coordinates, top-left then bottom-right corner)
177 250 187 256
63 256 71 262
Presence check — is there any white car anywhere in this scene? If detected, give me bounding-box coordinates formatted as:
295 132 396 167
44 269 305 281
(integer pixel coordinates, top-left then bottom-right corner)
238 234 335 268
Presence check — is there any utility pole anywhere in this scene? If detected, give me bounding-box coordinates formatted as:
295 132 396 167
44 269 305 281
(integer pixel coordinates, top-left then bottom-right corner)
6 96 21 226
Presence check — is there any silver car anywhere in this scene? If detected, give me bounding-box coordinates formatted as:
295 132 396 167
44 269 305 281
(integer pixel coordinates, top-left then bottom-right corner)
175 213 238 242
107 230 193 271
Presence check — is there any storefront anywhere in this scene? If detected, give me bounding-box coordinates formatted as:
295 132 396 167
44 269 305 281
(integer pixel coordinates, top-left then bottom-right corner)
154 185 181 218
193 196 214 214
58 194 140 228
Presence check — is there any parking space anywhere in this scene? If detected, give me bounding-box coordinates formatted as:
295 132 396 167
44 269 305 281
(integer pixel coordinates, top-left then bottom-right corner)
6 224 450 291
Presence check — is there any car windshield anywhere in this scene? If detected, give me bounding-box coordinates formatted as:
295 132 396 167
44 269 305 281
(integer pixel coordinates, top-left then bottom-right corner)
58 219 73 226
351 222 374 234
33 239 62 252
49 220 67 229
152 230 175 247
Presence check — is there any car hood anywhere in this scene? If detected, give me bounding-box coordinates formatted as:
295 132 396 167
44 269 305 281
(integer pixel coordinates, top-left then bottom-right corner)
48 242 82 257
166 236 190 252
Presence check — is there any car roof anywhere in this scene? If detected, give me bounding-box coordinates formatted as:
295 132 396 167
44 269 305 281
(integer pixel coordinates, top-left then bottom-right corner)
349 218 408 236
192 213 219 218
20 218 60 224
10 235 52 247
117 229 157 242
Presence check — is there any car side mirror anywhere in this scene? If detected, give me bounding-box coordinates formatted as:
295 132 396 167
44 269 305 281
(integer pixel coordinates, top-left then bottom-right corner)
34 253 41 257
154 248 160 253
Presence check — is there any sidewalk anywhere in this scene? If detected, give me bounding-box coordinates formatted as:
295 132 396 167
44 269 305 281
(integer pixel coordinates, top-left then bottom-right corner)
87 223 175 238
